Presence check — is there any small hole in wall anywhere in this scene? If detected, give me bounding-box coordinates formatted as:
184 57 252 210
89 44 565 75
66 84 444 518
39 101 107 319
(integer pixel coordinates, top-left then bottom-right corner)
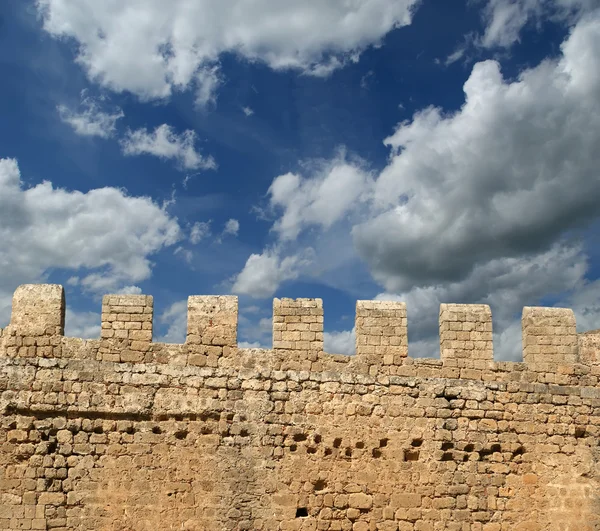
464 444 475 452
240 429 249 437
372 449 382 458
575 427 586 438
411 439 423 447
125 426 135 435
345 447 353 457
296 508 308 518
441 452 453 462
290 444 297 452
152 426 162 434
293 433 308 442
333 438 342 448
307 447 317 454
356 441 365 449
441 442 453 451
93 426 103 434
324 448 332 456
491 444 501 453
463 454 470 462
512 446 525 457
47 441 57 454
314 479 327 492
314 434 322 444
379 438 389 448
404 450 419 461
174 430 188 440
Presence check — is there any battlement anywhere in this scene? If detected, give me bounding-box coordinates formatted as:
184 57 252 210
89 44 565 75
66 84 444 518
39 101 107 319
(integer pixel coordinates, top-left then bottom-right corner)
1 284 599 383
2 284 600 530
4 284 600 374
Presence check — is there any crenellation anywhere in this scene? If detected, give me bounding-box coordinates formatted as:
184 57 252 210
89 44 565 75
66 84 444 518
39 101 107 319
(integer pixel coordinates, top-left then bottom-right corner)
100 294 154 363
273 298 324 355
522 307 579 370
9 284 65 338
439 303 493 369
579 329 600 365
355 300 407 369
1 284 600 530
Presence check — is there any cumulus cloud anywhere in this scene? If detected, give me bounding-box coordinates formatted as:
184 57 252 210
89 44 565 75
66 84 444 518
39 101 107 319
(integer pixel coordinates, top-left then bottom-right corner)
324 328 356 355
355 11 600 292
242 106 254 117
235 11 600 359
232 248 314 298
268 153 372 241
479 0 596 48
0 157 181 326
121 124 216 171
64 309 101 339
36 0 418 101
57 92 123 138
156 300 188 343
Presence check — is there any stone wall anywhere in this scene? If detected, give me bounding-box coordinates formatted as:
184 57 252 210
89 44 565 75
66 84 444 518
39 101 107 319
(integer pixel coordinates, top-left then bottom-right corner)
0 284 599 530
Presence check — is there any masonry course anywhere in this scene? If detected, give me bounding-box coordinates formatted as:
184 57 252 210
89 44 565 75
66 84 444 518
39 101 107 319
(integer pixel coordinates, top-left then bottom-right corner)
0 284 599 530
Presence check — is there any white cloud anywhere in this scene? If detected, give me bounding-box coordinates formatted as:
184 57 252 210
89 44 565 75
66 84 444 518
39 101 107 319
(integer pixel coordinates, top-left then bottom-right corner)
121 124 216 171
324 328 356 355
480 0 595 48
64 309 100 339
190 221 211 244
268 153 372 241
36 0 418 101
223 219 240 237
195 65 222 109
242 106 254 117
0 157 181 326
232 248 314 298
156 300 187 343
354 11 600 292
234 11 600 359
57 93 123 138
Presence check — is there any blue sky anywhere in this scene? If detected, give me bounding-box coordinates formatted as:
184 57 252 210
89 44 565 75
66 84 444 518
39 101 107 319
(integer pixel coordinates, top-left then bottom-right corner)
1 0 599 359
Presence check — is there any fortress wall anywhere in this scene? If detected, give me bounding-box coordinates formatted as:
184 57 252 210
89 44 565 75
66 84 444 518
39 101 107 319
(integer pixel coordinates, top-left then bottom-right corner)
0 285 600 531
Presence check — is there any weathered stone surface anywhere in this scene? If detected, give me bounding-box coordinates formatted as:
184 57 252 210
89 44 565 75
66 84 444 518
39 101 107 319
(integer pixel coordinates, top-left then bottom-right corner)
0 284 599 530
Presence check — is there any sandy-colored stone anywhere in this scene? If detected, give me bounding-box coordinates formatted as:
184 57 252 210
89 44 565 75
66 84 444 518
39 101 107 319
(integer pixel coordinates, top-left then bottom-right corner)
0 283 599 530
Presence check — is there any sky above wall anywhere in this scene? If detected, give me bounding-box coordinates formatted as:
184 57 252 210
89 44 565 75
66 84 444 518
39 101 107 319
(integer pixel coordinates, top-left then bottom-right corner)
1 0 599 359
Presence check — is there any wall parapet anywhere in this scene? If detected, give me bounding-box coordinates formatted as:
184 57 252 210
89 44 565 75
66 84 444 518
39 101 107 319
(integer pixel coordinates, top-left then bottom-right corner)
0 284 598 385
